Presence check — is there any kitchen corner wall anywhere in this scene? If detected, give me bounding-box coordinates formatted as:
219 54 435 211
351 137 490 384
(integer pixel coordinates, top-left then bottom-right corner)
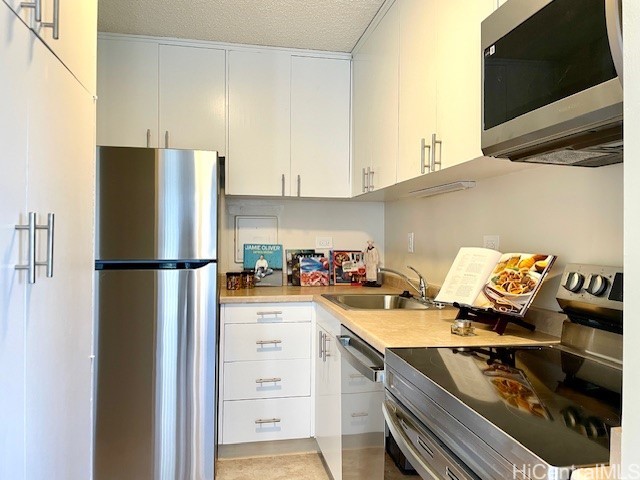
384 163 623 311
219 192 385 273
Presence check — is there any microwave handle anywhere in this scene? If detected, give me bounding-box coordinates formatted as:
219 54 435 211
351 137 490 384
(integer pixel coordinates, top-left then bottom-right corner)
605 0 623 86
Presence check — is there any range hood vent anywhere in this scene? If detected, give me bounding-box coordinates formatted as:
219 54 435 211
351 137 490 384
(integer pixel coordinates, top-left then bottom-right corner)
502 123 623 167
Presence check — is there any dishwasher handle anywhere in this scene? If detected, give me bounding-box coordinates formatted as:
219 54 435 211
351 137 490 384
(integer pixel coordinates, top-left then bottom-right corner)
336 333 384 383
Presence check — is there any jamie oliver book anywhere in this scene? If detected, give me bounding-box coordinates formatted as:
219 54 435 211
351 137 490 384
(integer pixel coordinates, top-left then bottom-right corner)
434 247 556 317
243 244 283 287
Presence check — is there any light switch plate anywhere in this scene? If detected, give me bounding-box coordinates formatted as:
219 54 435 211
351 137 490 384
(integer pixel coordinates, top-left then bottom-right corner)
483 235 500 250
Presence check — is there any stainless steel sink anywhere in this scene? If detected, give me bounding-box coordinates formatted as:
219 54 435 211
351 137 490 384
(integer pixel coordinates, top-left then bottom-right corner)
322 293 430 310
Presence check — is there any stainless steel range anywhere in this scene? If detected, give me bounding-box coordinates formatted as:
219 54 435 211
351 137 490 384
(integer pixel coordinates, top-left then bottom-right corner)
383 264 623 480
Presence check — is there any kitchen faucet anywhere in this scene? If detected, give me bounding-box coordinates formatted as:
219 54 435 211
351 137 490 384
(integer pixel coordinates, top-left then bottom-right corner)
378 266 431 305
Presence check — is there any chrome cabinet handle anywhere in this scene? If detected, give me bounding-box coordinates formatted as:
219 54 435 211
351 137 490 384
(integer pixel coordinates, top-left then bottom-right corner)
15 212 37 284
281 174 285 196
40 0 59 39
318 330 324 359
351 412 369 418
368 168 374 191
255 377 281 384
430 133 442 172
322 334 330 362
20 0 42 22
420 137 431 174
361 168 367 193
297 175 301 197
256 311 282 317
255 418 281 425
164 130 169 148
256 339 282 346
35 213 54 277
349 373 365 379
146 129 151 147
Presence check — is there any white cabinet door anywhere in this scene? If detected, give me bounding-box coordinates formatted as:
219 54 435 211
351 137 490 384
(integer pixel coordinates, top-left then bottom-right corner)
291 56 351 198
351 3 399 195
159 44 226 153
397 0 438 182
0 5 29 479
31 0 97 94
315 324 342 480
435 0 495 169
97 37 159 147
315 307 342 479
227 50 291 196
352 46 372 196
24 35 95 480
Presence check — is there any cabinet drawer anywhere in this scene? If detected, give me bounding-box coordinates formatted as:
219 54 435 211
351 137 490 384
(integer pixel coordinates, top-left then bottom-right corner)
223 303 312 324
341 361 384 394
224 323 310 361
342 391 385 435
222 397 311 444
223 359 311 400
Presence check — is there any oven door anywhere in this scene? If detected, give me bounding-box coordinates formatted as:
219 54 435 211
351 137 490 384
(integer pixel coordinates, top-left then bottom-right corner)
383 393 479 480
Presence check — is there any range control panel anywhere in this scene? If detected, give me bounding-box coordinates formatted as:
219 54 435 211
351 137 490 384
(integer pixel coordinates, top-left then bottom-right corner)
556 264 623 326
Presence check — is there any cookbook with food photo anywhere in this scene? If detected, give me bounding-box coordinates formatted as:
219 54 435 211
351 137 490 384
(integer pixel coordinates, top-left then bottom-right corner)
331 250 366 284
435 247 556 317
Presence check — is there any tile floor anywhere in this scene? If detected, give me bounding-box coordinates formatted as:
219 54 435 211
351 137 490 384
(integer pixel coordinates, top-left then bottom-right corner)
215 452 414 480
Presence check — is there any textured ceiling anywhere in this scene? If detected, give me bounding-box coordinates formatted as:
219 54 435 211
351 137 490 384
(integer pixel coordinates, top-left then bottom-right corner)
98 0 385 53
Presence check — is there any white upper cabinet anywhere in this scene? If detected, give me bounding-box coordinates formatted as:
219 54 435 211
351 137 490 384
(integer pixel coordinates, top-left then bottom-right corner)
435 0 495 169
227 50 291 196
352 2 399 196
159 45 226 152
97 37 226 152
227 51 351 197
291 56 351 198
397 0 438 182
97 38 159 148
6 0 97 94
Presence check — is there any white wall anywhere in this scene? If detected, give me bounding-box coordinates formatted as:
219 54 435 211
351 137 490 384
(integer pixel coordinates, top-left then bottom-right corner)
219 194 385 273
623 0 639 476
384 163 623 312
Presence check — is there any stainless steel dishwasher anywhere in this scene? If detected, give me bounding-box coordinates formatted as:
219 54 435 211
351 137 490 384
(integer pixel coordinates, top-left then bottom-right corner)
335 326 386 479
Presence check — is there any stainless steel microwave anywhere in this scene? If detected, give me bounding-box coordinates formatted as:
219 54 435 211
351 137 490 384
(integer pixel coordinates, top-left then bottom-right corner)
481 0 623 167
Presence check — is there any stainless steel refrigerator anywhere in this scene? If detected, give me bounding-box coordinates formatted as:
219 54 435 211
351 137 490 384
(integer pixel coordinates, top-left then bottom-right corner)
94 147 218 480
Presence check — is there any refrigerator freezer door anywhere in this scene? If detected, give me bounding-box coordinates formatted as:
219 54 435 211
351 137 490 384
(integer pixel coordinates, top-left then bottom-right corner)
94 263 217 480
96 147 218 261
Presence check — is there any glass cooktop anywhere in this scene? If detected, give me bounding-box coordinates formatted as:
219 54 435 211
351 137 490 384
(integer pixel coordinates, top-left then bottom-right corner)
387 345 622 468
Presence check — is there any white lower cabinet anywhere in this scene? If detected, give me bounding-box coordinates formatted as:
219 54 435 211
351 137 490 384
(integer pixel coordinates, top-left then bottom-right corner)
222 397 312 444
220 302 313 445
223 359 311 400
315 306 343 480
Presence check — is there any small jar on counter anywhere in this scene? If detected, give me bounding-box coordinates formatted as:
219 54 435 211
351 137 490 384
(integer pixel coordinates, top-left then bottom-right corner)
226 272 242 290
241 270 255 289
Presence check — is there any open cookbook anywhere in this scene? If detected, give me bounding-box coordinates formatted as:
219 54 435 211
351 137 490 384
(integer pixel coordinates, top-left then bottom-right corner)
435 247 556 317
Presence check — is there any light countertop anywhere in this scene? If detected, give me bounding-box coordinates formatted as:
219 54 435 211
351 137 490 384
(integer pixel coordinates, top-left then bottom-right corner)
219 285 561 353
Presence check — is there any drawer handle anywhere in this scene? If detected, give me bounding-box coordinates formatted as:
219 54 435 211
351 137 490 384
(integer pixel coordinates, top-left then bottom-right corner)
446 467 460 480
255 418 281 425
417 435 435 458
256 377 282 384
256 311 283 316
349 373 365 379
351 412 369 418
256 339 282 346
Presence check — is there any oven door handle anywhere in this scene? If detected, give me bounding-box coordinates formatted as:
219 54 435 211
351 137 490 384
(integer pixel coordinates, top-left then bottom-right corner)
336 334 384 383
383 401 442 480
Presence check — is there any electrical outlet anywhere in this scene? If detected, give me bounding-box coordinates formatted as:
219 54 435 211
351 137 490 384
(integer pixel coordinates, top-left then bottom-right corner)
408 232 415 253
315 236 333 249
483 235 500 250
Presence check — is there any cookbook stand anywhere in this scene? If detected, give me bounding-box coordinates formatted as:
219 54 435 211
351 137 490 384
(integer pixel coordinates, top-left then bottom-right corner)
452 303 536 335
